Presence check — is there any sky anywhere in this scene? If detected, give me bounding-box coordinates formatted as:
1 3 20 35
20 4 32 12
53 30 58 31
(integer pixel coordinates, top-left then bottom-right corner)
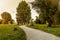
0 0 39 22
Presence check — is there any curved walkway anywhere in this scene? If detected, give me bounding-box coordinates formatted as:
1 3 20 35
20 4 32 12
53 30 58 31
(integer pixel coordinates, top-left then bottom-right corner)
20 25 60 40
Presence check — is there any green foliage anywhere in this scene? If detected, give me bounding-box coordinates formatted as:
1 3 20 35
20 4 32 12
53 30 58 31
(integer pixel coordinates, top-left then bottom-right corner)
34 16 41 24
53 11 60 25
16 1 31 25
10 19 14 24
0 24 26 40
32 0 59 26
29 24 48 30
29 24 60 37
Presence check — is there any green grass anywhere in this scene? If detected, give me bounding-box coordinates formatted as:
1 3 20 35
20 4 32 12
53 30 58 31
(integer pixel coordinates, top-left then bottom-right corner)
28 24 60 37
0 24 26 40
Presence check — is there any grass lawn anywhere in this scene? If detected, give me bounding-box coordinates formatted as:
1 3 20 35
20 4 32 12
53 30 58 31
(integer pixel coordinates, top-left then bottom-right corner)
28 24 60 37
0 24 26 40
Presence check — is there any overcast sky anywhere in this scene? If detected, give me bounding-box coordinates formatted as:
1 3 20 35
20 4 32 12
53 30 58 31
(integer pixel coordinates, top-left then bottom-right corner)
0 0 39 22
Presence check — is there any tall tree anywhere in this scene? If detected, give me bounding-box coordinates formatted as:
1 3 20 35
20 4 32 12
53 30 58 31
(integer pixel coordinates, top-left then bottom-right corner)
1 12 12 24
32 0 59 27
16 1 31 25
53 11 60 25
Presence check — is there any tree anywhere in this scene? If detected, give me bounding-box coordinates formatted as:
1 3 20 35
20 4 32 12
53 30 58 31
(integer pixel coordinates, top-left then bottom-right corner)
0 19 2 24
34 16 41 24
53 11 60 25
32 0 59 27
1 12 12 24
8 19 14 24
16 1 31 25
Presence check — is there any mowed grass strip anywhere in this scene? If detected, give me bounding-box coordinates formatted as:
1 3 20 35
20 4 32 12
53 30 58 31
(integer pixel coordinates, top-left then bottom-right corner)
28 24 60 37
0 24 26 40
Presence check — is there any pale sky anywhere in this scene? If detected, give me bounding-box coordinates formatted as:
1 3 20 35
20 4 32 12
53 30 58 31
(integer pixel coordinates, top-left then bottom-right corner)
0 0 39 22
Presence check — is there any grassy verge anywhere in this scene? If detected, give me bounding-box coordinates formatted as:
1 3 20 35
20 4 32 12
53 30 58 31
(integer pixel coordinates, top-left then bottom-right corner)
28 24 60 37
0 24 26 40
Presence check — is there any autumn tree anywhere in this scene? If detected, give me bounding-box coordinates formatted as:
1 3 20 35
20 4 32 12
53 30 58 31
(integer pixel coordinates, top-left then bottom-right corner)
0 19 2 24
1 12 12 24
16 1 31 25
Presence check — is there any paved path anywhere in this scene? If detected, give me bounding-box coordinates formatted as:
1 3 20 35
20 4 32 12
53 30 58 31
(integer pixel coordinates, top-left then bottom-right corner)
20 25 60 40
